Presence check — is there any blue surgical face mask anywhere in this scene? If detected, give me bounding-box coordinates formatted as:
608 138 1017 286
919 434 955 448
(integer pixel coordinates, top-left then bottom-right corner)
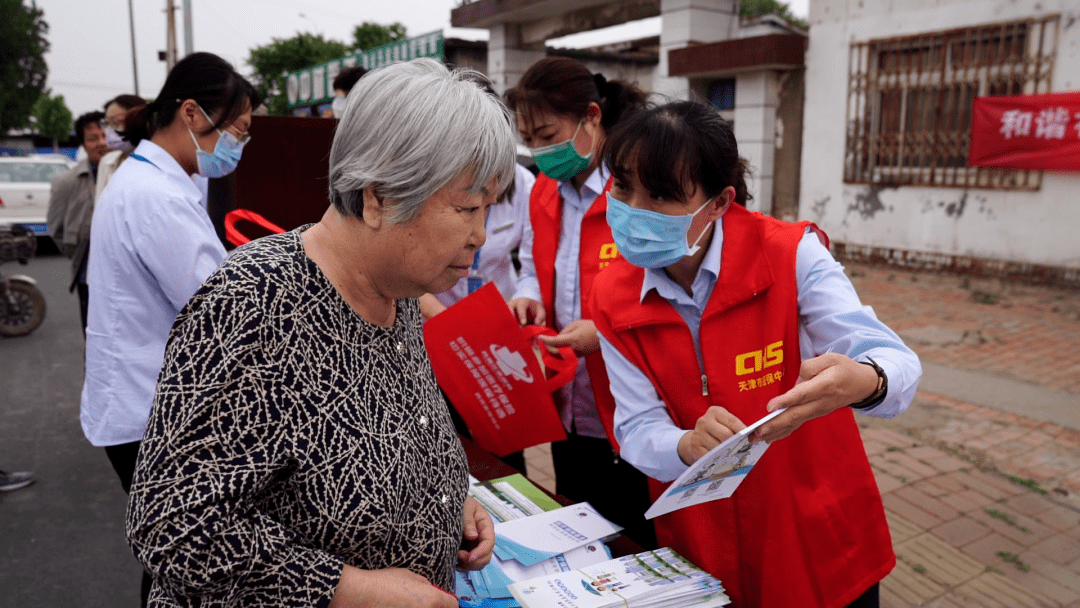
188 105 248 178
531 120 594 182
606 194 715 269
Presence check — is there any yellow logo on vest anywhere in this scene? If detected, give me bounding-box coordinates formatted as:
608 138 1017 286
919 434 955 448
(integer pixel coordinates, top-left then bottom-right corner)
735 341 783 376
598 243 619 270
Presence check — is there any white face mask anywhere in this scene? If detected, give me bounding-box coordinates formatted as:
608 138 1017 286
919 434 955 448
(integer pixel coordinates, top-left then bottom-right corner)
104 127 133 152
331 95 347 119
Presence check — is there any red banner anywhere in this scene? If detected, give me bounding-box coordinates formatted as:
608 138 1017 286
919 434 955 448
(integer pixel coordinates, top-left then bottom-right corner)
969 91 1080 171
424 283 572 457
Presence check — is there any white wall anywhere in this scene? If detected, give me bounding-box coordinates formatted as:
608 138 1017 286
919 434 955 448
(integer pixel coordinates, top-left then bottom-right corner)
799 0 1080 268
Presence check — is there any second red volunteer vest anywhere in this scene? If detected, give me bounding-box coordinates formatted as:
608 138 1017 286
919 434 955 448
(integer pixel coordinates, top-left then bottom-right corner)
529 173 621 445
592 204 894 608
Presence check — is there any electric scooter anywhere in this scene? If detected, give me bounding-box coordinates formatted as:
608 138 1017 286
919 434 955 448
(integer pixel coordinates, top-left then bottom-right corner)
0 225 46 337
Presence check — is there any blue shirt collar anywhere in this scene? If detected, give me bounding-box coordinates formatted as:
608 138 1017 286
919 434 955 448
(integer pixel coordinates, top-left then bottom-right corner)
557 164 609 209
640 217 725 303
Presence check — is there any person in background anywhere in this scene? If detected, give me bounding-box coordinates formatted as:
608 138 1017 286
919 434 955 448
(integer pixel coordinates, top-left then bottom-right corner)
81 52 259 607
592 100 922 608
503 56 656 548
126 58 507 608
328 65 369 118
47 111 108 332
95 94 146 200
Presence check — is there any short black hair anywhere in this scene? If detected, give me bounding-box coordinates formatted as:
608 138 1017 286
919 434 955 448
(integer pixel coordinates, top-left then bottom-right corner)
73 111 105 146
603 100 750 206
332 66 368 94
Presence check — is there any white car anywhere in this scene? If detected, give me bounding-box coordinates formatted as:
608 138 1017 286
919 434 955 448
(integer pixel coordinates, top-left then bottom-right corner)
0 155 76 236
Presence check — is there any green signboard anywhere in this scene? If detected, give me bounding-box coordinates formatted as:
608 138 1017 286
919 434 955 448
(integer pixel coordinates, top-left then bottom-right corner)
286 30 444 109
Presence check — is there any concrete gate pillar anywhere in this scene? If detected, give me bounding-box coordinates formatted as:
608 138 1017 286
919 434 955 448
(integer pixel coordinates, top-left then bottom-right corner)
487 23 546 95
657 0 740 99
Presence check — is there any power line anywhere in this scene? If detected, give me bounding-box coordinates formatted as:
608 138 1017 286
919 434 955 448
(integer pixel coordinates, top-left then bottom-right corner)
49 80 132 92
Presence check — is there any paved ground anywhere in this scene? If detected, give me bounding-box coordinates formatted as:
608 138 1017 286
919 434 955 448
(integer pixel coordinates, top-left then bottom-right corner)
525 260 1080 608
0 253 143 607
3 253 1079 607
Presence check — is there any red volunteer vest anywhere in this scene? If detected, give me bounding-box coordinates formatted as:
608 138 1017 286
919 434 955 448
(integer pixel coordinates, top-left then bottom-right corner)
592 205 894 608
529 174 621 446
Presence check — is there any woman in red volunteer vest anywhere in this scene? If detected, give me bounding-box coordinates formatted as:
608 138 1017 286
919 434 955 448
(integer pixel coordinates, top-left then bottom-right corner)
591 101 922 608
503 57 656 547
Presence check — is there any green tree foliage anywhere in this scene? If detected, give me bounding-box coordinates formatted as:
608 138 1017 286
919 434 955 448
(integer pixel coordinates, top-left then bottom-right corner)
0 0 49 134
247 33 350 115
352 22 406 52
740 0 809 30
31 92 72 152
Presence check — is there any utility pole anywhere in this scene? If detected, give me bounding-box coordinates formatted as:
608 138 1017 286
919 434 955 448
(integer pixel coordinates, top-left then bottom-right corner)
182 0 193 56
128 0 140 95
165 0 178 71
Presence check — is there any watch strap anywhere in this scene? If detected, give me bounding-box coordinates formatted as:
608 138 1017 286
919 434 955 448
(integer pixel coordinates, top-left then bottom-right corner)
850 356 888 410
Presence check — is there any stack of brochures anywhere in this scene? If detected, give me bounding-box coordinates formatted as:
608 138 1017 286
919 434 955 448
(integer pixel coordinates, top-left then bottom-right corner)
457 475 617 607
460 475 730 608
507 547 730 608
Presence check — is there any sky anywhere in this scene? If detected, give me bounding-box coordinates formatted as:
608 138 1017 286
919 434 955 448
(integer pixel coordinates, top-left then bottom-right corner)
33 0 809 120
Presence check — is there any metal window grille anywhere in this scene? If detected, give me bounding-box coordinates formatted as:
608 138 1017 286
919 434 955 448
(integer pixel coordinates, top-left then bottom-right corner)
844 15 1059 189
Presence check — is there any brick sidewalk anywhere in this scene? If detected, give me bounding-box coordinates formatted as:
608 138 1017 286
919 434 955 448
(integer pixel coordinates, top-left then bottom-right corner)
844 260 1080 395
861 416 1080 607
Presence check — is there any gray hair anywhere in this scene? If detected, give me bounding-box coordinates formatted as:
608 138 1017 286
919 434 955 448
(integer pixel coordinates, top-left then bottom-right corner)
328 58 517 224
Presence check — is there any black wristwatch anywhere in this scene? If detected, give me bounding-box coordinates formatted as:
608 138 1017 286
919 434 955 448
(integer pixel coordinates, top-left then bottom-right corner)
849 356 888 410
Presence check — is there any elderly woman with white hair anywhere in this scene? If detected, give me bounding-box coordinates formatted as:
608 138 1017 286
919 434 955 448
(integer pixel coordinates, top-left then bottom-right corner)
125 59 516 608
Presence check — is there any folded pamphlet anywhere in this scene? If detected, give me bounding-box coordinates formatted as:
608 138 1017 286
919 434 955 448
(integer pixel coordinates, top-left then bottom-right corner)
469 474 562 523
645 409 785 519
494 503 622 567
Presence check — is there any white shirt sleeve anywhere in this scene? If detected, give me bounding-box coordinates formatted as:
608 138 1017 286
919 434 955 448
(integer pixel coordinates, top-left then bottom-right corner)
794 230 922 418
512 191 542 303
601 334 690 482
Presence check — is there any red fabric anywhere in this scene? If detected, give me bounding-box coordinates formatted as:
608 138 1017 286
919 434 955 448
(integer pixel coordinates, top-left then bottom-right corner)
424 283 570 456
969 91 1080 170
224 209 286 246
592 205 893 608
528 174 622 447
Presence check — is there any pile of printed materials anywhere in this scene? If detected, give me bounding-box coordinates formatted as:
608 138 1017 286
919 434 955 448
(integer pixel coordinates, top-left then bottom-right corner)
458 475 728 608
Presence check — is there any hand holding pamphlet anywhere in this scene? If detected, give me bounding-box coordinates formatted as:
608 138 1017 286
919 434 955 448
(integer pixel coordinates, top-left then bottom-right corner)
645 409 785 519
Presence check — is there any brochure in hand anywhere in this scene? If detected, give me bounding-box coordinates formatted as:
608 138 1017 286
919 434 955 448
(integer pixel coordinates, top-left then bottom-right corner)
508 547 729 608
644 409 785 519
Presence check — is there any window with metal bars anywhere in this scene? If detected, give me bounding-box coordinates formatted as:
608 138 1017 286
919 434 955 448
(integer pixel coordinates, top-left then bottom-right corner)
844 16 1058 189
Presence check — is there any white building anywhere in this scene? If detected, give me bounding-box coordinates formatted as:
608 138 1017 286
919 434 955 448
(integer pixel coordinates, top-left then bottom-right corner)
800 0 1080 282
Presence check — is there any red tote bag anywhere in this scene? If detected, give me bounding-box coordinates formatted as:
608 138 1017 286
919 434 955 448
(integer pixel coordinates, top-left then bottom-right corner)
424 283 573 456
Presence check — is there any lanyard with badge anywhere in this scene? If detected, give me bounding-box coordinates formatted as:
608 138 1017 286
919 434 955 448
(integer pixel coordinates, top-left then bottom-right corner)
466 212 491 294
